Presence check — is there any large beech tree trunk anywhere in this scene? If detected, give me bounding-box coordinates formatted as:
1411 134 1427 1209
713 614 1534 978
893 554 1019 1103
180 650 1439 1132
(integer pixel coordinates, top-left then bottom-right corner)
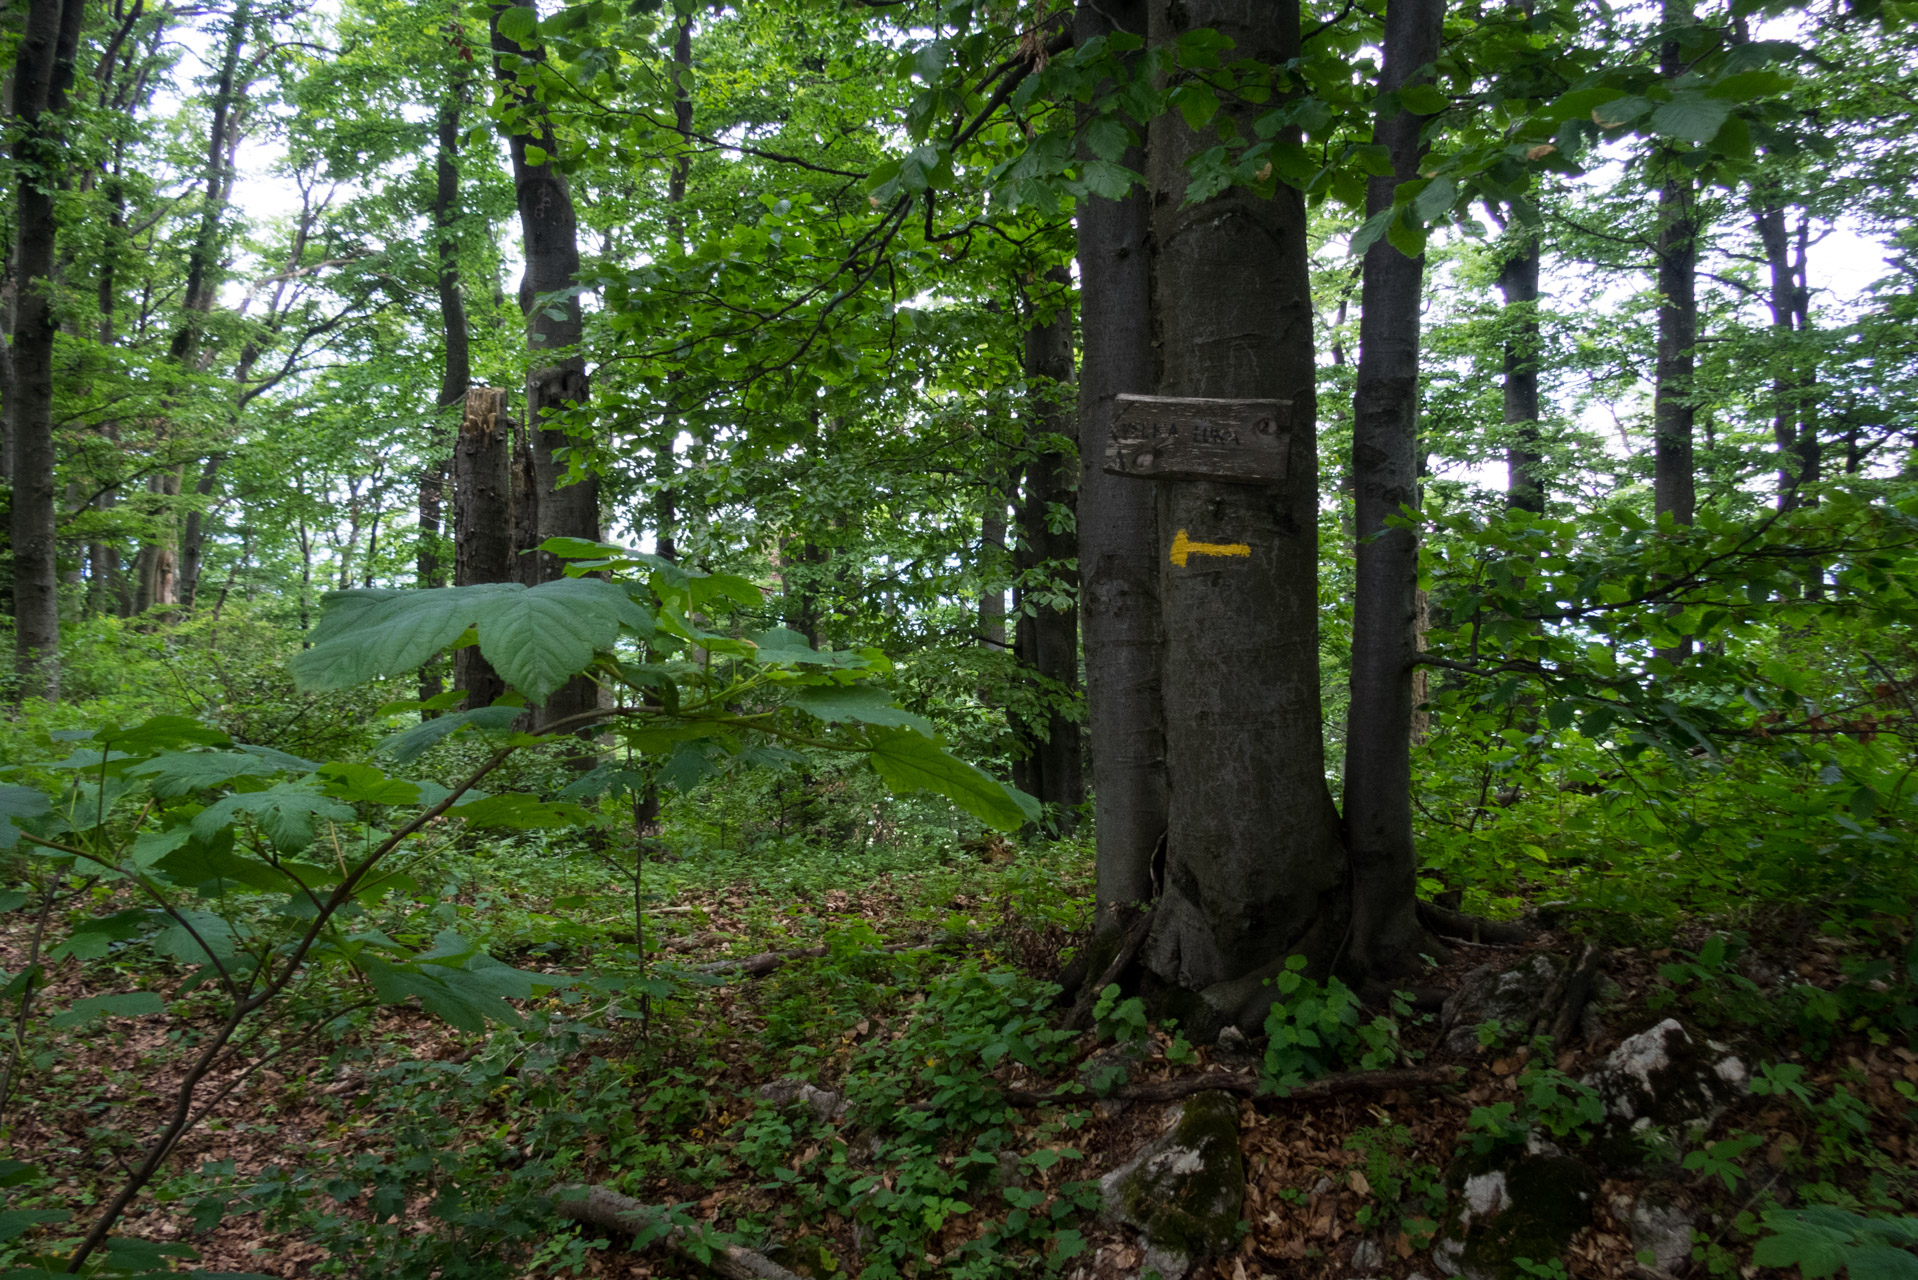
7 0 87 699
1074 0 1166 934
1344 0 1448 981
1137 0 1346 1027
1012 268 1085 830
491 6 601 729
454 388 513 709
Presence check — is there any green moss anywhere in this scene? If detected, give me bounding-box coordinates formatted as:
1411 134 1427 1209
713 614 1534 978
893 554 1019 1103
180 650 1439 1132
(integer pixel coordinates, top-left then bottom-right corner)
1107 1090 1246 1260
1438 1154 1598 1280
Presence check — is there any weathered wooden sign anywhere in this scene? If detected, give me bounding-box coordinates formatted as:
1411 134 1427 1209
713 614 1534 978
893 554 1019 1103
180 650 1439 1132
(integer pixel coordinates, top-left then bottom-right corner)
1104 394 1291 485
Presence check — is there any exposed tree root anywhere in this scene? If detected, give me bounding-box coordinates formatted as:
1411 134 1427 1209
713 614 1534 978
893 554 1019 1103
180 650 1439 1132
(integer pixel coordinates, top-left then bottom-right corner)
1548 942 1604 1047
1061 905 1156 1032
1417 898 1537 946
554 1184 805 1280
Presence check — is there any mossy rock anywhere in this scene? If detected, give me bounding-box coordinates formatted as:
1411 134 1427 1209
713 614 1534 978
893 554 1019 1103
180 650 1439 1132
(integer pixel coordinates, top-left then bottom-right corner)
1100 1090 1246 1278
1578 1018 1748 1172
1432 1151 1599 1280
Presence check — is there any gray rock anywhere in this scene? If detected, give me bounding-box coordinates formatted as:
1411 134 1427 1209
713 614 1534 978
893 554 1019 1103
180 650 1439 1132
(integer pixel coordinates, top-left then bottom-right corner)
1625 1191 1695 1273
1100 1091 1246 1280
1350 1236 1384 1271
1433 1152 1599 1280
1580 1019 1747 1167
1439 954 1568 1056
756 1078 847 1122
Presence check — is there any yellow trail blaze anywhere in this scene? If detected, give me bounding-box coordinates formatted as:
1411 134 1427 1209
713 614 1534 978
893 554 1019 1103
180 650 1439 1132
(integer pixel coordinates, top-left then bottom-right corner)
1169 529 1251 568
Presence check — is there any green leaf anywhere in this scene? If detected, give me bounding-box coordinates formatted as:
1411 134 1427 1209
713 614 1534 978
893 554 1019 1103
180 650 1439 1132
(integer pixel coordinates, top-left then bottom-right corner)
0 1160 38 1187
0 784 51 850
317 763 422 806
1385 209 1428 259
193 783 355 851
376 705 522 766
0 1209 68 1244
1649 93 1732 142
151 909 242 966
1411 175 1457 223
1080 158 1134 201
0 891 27 913
97 715 232 751
1398 83 1447 115
474 578 652 701
1849 1245 1918 1280
124 751 281 798
865 729 1038 831
51 991 164 1028
292 586 515 691
1348 206 1397 257
495 4 538 46
154 835 307 895
1085 117 1130 162
789 684 933 733
523 143 549 166
1592 95 1652 128
1170 81 1220 131
447 793 595 829
49 908 151 961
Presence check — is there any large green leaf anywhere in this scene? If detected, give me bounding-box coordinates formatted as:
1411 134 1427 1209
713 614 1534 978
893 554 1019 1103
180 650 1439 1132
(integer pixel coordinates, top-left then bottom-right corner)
193 784 355 851
0 785 50 850
376 705 523 765
124 751 282 798
789 684 933 733
50 991 164 1029
474 578 651 700
865 729 1038 831
291 585 518 691
1648 92 1732 142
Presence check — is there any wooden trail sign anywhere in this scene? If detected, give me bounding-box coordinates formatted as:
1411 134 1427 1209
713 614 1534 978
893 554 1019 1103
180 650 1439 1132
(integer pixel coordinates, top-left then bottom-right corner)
1104 394 1291 486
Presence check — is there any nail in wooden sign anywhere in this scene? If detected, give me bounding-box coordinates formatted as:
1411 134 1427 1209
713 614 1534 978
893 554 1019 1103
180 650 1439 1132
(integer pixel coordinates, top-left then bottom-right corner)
1104 394 1291 485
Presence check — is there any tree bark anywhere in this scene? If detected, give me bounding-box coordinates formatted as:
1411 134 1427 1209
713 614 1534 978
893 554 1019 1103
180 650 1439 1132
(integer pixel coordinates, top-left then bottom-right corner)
1497 228 1545 514
1755 203 1816 510
1344 0 1448 981
422 66 474 703
454 388 513 709
1074 0 1166 934
7 0 87 700
1013 267 1085 831
1139 0 1347 1026
1652 0 1696 536
490 5 601 728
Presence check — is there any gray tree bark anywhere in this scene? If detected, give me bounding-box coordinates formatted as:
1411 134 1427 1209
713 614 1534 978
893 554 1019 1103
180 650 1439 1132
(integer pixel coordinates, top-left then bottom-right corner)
1013 267 1085 830
1074 0 1166 934
1497 226 1545 514
1138 0 1347 1026
454 388 512 709
491 5 601 727
7 0 87 700
1344 0 1448 981
1653 0 1697 535
421 66 473 704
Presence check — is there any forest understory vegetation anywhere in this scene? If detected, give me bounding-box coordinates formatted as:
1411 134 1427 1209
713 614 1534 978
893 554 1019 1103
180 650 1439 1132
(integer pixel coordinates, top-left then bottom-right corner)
6 0 1918 1274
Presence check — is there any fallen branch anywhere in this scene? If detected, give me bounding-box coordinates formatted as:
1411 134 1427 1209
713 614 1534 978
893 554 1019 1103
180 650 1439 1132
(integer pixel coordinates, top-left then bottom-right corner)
688 933 984 979
1000 1064 1458 1108
1418 899 1537 946
555 1185 804 1280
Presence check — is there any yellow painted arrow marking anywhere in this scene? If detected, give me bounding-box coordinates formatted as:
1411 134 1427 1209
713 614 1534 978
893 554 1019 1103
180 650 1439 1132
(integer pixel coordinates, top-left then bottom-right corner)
1169 529 1251 568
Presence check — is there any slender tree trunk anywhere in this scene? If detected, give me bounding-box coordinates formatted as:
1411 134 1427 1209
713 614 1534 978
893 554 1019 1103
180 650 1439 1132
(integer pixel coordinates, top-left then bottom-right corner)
421 67 473 703
1755 202 1817 513
1139 0 1347 1030
6 0 86 700
979 458 1010 650
490 5 601 728
1345 0 1448 982
1498 228 1545 514
1653 1 1696 536
1014 268 1085 830
1075 0 1166 934
454 388 512 709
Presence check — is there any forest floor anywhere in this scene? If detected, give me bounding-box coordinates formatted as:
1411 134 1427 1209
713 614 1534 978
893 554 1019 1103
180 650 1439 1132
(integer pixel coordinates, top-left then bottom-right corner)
6 835 1917 1280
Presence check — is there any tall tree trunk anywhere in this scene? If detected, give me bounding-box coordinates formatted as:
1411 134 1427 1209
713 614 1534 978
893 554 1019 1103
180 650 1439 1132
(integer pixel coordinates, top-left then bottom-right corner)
7 0 86 699
1652 0 1698 663
979 460 1010 650
1345 0 1448 982
1013 268 1085 831
454 387 512 709
490 5 601 729
149 0 248 612
1497 226 1545 514
1138 0 1347 1030
1755 202 1816 510
421 67 474 703
1074 0 1166 934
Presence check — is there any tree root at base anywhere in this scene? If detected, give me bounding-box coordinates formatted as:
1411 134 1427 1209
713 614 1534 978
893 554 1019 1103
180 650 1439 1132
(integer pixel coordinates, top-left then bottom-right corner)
1417 898 1537 945
554 1184 805 1280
